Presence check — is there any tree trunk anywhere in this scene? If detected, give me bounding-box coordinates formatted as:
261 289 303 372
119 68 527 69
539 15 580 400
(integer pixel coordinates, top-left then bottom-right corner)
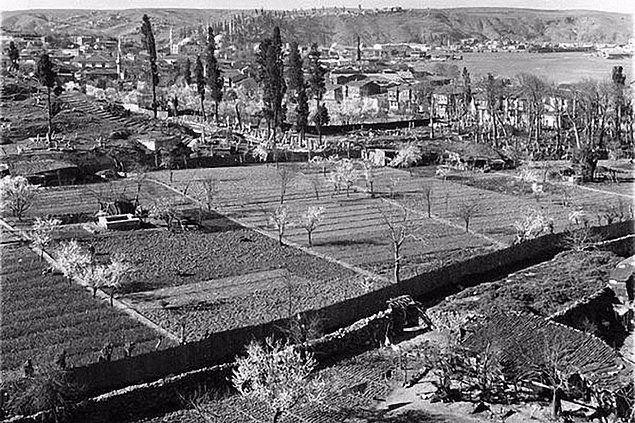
393 244 400 284
308 231 312 247
46 86 52 142
551 388 561 419
215 101 219 126
235 103 242 129
200 95 205 120
272 409 283 423
152 80 157 119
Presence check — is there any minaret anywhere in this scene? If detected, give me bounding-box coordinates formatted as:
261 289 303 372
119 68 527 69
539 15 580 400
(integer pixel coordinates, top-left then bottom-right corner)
169 26 174 53
116 37 123 80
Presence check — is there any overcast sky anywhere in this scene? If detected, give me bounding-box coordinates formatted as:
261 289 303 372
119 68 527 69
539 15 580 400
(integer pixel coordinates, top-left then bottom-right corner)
3 0 634 14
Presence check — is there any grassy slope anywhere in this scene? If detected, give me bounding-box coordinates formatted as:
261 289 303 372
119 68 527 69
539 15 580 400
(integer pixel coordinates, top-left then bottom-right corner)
1 8 630 45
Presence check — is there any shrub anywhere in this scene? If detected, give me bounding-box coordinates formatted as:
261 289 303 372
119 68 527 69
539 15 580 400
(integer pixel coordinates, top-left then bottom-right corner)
0 175 37 220
8 364 81 422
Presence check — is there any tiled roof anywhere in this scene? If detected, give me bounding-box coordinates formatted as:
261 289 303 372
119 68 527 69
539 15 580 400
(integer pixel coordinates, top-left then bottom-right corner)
8 158 78 176
463 311 633 393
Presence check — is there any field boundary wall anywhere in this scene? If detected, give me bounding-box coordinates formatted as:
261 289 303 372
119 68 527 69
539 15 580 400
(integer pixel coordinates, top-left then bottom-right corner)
3 310 392 423
9 221 633 400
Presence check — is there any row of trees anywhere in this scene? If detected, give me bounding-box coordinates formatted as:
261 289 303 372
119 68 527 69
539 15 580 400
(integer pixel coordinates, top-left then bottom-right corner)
140 15 224 123
447 66 632 181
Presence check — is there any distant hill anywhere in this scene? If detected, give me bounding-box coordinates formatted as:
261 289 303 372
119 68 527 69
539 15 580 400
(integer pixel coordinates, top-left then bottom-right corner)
1 7 631 46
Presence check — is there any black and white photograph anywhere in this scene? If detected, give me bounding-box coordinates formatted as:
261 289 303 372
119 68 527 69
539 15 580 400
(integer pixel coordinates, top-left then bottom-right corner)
0 0 633 421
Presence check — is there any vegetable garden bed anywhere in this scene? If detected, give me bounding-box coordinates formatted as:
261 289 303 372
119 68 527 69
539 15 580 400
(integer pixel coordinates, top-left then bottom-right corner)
0 243 176 374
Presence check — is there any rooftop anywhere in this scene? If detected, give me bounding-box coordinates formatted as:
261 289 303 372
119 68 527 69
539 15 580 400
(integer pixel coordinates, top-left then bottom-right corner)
464 311 633 393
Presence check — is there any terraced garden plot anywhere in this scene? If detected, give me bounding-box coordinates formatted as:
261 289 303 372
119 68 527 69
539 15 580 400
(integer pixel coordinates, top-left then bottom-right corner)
0 243 176 375
26 178 193 224
70 224 365 338
149 165 499 280
448 171 634 220
119 268 336 339
428 249 623 324
0 89 193 148
366 167 631 244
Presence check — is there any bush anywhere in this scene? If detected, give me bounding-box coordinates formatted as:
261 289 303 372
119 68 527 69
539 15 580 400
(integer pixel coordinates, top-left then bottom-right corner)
8 365 81 422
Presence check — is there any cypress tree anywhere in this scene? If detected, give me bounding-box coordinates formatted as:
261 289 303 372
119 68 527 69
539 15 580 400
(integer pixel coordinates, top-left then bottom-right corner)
9 41 20 71
296 83 309 145
307 43 326 144
206 27 224 125
256 27 286 140
287 41 303 96
36 53 56 141
256 37 273 134
182 57 191 85
193 55 206 119
611 66 626 148
140 14 159 118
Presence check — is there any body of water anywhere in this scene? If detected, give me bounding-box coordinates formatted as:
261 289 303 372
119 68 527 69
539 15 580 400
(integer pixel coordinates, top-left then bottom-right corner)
414 51 632 84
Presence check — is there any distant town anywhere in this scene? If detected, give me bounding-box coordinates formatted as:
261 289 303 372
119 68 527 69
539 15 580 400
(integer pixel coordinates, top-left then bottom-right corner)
0 5 633 423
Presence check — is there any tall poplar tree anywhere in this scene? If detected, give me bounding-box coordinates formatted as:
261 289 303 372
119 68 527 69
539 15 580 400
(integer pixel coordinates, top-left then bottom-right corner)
206 27 224 125
296 84 309 144
287 42 308 145
287 41 303 97
36 53 56 141
141 14 159 118
193 56 206 118
9 41 20 71
611 65 626 148
307 43 327 144
182 57 192 85
256 26 286 139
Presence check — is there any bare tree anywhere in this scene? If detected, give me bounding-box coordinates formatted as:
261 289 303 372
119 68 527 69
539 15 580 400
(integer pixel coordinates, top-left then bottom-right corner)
277 166 297 204
361 160 377 197
513 209 552 244
200 176 219 213
269 205 290 245
55 240 90 284
332 159 358 197
130 166 149 208
301 205 324 247
303 170 322 200
232 337 326 423
420 184 433 218
377 203 423 284
104 254 134 306
150 199 184 231
81 263 110 298
0 175 37 221
456 199 480 233
523 336 579 419
29 217 61 260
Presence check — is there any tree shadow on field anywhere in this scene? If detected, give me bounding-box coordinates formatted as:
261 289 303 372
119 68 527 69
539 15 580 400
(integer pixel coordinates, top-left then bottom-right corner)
325 406 471 422
314 238 384 247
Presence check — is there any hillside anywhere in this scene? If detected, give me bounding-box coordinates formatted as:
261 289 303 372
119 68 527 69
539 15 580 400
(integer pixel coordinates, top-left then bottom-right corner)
1 7 631 46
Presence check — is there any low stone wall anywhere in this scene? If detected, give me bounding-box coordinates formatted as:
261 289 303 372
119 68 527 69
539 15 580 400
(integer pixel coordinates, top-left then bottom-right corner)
3 310 392 423
550 287 624 343
9 221 634 408
597 234 635 257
